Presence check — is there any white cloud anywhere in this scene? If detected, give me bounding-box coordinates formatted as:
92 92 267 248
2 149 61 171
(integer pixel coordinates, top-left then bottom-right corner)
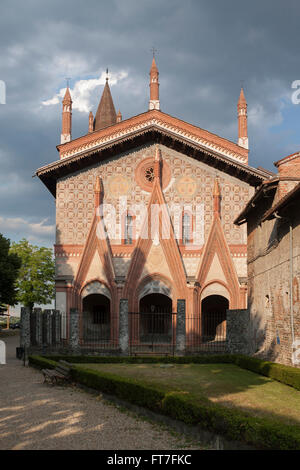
0 217 55 245
42 70 128 113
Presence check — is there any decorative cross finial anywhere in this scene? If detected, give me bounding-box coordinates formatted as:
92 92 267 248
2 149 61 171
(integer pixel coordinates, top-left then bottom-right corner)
150 47 157 58
240 79 245 89
106 68 109 81
65 77 71 88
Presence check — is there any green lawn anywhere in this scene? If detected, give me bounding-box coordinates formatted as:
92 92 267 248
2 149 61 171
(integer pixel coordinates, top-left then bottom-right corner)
79 362 300 426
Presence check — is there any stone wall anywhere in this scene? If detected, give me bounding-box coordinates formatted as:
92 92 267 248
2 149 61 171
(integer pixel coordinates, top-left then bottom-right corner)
247 203 300 366
226 309 252 355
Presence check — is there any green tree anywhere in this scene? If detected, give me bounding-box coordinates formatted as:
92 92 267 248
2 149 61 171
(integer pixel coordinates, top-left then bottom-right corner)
0 234 21 306
10 238 55 312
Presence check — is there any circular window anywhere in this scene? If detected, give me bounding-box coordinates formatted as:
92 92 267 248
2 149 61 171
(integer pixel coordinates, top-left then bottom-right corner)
145 167 155 183
135 156 171 192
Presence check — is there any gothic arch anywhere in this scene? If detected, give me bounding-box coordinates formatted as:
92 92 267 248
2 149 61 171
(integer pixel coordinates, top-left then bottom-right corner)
80 279 112 300
197 216 240 309
132 273 176 312
200 280 231 304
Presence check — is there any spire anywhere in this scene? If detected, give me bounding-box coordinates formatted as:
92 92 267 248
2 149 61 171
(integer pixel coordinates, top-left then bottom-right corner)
149 56 160 111
116 109 122 123
94 73 117 131
61 87 72 144
237 87 248 150
88 111 94 133
213 177 221 217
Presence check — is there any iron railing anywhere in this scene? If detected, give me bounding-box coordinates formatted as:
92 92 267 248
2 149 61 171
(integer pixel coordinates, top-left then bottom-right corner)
185 312 227 353
129 311 176 355
27 310 227 355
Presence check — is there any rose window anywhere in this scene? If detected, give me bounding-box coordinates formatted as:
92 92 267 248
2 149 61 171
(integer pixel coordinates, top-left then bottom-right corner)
145 167 155 182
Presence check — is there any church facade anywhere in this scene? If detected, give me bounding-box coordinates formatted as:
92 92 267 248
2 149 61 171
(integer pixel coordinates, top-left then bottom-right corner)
36 59 271 348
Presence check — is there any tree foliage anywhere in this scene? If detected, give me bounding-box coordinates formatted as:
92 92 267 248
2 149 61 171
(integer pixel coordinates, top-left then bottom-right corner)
0 234 21 306
10 238 55 311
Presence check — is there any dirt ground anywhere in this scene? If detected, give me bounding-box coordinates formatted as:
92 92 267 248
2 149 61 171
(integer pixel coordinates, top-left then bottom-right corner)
0 335 205 450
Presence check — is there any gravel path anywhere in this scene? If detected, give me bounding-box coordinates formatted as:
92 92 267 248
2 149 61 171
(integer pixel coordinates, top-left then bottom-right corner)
0 335 204 450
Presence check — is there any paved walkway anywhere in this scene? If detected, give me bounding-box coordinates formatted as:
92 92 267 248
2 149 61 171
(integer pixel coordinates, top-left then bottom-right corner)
0 335 203 450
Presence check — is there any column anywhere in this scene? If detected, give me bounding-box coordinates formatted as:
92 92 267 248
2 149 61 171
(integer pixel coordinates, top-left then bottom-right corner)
69 308 80 350
176 299 186 355
53 310 61 345
34 308 43 346
44 309 53 345
119 299 129 355
20 307 31 349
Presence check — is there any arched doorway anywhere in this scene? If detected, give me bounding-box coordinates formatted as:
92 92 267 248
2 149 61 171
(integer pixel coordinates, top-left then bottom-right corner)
82 294 111 342
201 295 228 341
139 293 172 343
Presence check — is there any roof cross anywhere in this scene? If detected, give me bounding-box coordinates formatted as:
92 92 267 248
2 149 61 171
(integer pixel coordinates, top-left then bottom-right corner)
150 47 157 58
65 77 71 88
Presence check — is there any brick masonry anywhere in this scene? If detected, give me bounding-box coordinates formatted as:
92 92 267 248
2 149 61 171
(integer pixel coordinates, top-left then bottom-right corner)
246 187 300 366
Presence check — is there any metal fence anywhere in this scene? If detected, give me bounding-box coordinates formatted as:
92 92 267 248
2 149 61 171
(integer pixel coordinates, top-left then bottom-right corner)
128 311 226 355
79 311 119 351
129 312 177 355
185 312 227 353
26 308 227 355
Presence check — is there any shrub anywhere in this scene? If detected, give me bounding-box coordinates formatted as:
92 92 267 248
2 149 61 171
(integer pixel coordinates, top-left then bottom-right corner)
29 355 300 449
70 365 300 450
233 355 300 391
71 365 165 412
43 354 234 365
40 353 300 390
161 391 300 450
29 355 56 369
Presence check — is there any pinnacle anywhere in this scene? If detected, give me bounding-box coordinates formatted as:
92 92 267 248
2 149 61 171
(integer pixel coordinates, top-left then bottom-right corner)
238 87 247 104
94 79 117 131
63 87 72 103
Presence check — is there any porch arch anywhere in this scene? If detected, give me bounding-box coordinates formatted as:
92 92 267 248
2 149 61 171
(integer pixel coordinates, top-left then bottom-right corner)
135 273 174 305
81 280 111 300
200 280 230 304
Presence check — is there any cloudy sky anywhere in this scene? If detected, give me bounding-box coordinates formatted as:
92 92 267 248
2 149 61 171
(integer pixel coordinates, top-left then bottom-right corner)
1 0 300 248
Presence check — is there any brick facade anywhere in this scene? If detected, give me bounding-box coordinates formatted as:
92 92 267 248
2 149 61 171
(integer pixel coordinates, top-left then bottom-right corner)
36 60 272 350
236 172 300 366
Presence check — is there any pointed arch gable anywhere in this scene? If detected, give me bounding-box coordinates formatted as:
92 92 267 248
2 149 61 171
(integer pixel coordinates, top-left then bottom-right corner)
74 213 115 291
197 215 240 308
124 177 187 304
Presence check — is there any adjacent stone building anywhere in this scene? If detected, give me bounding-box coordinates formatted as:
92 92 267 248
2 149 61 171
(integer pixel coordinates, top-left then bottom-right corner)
36 59 271 351
235 153 300 366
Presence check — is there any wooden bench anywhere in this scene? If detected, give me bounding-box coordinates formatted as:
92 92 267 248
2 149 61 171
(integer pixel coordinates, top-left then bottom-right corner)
42 360 72 385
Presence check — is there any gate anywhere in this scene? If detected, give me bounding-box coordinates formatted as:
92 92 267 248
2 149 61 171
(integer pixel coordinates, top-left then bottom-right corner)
129 311 177 355
185 312 227 353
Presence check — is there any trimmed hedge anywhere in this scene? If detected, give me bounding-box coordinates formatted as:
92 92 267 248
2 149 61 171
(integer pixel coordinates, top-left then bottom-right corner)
162 392 300 450
43 354 234 364
29 355 57 370
70 365 300 450
42 353 300 391
71 365 165 412
28 355 300 449
233 355 300 391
